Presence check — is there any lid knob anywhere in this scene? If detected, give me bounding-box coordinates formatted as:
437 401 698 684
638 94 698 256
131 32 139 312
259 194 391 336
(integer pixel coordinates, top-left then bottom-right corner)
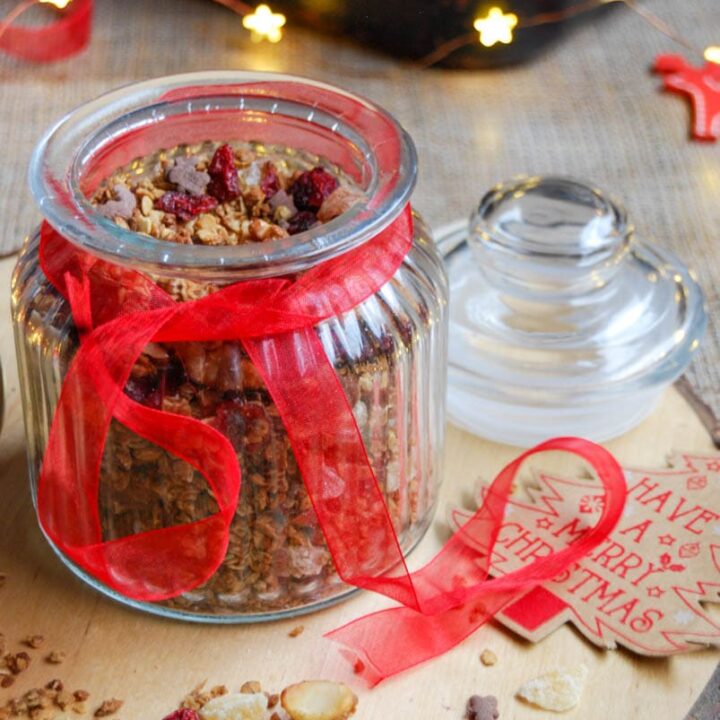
470 176 631 299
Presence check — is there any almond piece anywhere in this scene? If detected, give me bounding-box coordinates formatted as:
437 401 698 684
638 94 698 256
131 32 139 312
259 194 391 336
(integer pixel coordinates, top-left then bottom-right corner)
199 692 266 720
516 663 588 712
281 680 358 720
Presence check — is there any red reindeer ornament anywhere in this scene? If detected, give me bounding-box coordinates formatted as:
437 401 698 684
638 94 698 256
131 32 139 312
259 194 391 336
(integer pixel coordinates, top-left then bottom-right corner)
654 54 720 141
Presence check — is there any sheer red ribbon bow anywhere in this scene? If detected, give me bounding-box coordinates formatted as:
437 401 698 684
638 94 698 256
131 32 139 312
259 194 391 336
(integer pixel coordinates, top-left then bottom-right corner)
37 209 626 684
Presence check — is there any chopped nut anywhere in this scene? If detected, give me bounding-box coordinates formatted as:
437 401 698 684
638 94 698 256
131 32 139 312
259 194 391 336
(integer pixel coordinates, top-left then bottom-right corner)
45 679 63 692
516 664 588 712
480 649 497 666
0 675 14 688
73 690 90 702
55 690 74 709
239 682 261 694
23 635 45 649
199 692 266 720
45 651 66 664
288 625 304 638
266 694 279 709
5 652 30 674
95 698 124 716
317 187 362 223
281 681 358 720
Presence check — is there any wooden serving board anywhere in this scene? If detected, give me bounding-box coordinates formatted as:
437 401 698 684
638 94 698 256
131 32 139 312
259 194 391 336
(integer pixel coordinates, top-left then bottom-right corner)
0 254 718 720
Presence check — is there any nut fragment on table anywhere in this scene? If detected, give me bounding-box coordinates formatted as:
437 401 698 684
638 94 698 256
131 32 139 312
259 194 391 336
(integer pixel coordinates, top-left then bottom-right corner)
479 649 497 666
515 664 588 712
22 635 44 649
198 692 267 720
95 698 124 716
281 681 358 720
4 653 30 675
45 651 65 664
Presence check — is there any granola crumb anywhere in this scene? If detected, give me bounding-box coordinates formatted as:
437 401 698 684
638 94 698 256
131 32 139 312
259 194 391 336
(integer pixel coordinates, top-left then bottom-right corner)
480 649 497 667
95 698 123 716
240 681 262 694
5 653 30 675
288 625 304 638
22 636 44 650
73 690 90 702
45 651 66 665
0 675 14 689
266 694 279 709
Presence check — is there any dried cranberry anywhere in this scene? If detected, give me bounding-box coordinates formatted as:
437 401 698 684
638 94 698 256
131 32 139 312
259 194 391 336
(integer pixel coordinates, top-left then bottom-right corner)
154 192 218 222
290 167 339 211
287 210 318 235
260 162 281 199
161 354 188 396
206 144 240 202
125 376 162 409
214 399 247 451
162 710 200 720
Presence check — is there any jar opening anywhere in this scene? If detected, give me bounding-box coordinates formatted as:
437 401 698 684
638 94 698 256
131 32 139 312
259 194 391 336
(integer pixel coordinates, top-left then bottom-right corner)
30 72 416 280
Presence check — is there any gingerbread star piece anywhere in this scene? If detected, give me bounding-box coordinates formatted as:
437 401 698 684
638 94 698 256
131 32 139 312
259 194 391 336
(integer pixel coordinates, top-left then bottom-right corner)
654 54 720 141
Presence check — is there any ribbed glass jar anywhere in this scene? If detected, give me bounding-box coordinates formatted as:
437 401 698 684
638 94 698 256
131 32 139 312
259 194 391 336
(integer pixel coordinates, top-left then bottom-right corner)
11 72 448 622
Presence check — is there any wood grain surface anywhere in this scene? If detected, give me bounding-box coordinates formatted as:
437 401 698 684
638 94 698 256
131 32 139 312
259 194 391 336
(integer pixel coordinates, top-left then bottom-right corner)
1 0 719 717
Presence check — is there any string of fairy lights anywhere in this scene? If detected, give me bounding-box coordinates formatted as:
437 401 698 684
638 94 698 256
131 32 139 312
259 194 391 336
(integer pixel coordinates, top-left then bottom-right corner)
0 0 717 66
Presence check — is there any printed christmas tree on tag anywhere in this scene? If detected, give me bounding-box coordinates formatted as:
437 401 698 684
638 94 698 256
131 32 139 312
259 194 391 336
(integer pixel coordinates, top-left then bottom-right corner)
449 453 720 655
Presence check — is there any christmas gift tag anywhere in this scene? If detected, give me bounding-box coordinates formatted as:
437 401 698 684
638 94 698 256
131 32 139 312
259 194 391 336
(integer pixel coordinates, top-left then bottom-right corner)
449 456 720 655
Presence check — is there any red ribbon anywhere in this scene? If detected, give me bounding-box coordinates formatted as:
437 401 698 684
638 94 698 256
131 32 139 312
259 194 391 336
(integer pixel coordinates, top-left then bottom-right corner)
37 210 626 684
0 0 92 63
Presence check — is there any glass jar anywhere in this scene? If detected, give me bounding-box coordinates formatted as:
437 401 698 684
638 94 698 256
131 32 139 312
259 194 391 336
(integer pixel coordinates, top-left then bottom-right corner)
12 72 448 621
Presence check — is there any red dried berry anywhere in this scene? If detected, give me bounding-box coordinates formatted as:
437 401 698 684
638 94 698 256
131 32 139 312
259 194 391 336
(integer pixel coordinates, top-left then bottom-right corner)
207 143 240 202
290 166 339 211
287 210 318 235
154 192 218 222
161 709 200 720
124 376 162 409
260 162 281 199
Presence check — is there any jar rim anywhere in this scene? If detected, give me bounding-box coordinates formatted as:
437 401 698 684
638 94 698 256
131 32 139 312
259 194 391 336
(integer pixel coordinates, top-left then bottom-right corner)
29 71 417 279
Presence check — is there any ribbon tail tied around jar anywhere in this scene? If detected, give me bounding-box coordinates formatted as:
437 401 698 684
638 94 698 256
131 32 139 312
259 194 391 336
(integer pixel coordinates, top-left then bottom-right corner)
36 205 626 683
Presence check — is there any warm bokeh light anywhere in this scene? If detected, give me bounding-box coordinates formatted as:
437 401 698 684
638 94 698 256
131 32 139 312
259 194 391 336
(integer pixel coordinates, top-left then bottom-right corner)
473 7 518 48
704 45 720 64
242 4 286 43
40 0 72 8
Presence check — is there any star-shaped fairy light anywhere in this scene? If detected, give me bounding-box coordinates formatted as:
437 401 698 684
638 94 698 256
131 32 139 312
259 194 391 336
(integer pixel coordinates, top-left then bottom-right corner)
242 3 285 43
473 7 518 48
705 46 720 65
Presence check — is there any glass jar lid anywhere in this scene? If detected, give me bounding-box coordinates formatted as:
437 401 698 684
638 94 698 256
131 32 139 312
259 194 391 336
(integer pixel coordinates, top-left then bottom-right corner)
437 176 707 446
